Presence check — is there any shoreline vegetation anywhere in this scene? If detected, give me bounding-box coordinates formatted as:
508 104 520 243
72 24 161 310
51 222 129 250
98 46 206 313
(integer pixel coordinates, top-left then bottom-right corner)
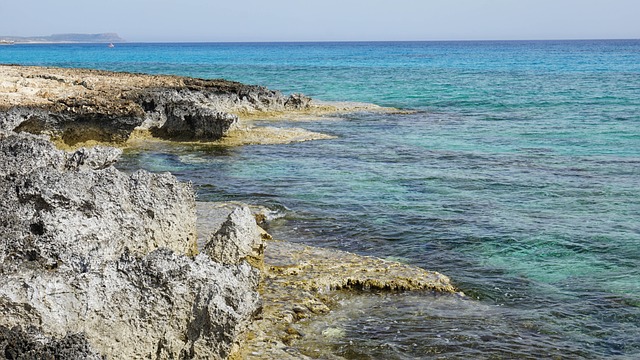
0 65 459 358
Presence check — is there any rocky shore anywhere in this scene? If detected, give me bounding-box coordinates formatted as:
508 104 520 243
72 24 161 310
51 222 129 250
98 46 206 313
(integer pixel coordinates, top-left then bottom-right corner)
0 65 395 149
0 65 459 359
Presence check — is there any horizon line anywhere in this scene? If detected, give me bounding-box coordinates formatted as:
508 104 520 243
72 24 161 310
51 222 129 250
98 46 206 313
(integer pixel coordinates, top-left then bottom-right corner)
126 36 640 43
10 37 640 45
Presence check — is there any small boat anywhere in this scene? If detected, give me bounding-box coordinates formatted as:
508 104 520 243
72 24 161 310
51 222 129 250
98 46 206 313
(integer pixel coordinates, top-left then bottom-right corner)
108 43 115 48
0 40 15 46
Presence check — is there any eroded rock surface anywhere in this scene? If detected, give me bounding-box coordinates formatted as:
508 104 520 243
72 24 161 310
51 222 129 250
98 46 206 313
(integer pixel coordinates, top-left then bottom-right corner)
0 131 261 359
242 241 459 359
0 65 313 145
203 206 264 268
0 325 104 360
0 131 197 272
0 65 455 359
0 250 260 359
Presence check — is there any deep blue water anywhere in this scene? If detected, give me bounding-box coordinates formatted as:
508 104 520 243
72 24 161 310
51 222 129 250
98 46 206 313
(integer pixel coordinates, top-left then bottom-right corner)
2 41 639 359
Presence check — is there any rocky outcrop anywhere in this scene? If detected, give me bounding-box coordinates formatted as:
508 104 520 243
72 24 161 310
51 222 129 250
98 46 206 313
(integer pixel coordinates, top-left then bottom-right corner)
283 93 312 109
148 100 238 140
0 65 313 145
197 202 462 360
0 250 260 359
0 131 197 272
0 131 261 359
0 65 456 359
203 206 264 268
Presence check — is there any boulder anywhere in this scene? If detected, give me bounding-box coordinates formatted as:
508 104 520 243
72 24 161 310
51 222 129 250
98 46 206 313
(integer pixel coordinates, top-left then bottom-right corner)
203 206 264 268
150 100 239 140
284 93 312 110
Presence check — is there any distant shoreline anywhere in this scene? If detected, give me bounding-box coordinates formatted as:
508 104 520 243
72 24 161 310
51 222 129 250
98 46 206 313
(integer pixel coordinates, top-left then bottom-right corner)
2 41 122 44
3 39 638 46
0 33 124 44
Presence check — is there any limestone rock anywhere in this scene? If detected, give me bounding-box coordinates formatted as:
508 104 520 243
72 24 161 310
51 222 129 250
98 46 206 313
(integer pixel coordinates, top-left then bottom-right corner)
284 93 312 110
0 132 197 273
203 205 264 268
195 201 284 248
5 104 144 145
149 99 239 140
234 240 461 359
265 241 457 293
0 250 260 359
0 325 104 360
0 65 314 145
64 145 122 170
0 132 261 359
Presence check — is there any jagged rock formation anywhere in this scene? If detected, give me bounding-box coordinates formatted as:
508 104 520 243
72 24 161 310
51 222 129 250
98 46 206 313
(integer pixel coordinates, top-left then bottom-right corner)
203 206 264 268
0 131 197 271
195 202 462 360
0 65 313 145
0 250 260 359
0 131 261 359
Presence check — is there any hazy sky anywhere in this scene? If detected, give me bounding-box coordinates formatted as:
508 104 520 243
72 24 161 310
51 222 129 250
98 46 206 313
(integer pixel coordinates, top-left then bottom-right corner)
0 0 638 42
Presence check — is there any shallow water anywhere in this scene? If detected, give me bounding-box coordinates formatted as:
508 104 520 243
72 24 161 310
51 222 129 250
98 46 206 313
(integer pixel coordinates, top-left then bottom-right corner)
3 40 639 358
296 291 592 359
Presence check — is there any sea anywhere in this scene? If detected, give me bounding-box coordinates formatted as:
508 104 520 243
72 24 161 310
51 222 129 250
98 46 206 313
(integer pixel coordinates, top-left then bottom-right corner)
1 40 639 359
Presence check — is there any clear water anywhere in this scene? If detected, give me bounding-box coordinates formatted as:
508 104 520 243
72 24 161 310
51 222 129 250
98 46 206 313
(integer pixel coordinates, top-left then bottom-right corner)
2 41 639 359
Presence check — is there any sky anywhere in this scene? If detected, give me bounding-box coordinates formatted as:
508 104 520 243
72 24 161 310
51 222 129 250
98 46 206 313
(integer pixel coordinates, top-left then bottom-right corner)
0 0 638 42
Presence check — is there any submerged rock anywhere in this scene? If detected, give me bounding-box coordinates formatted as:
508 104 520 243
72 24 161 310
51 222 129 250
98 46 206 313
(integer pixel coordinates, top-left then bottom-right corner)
266 241 456 293
233 240 461 359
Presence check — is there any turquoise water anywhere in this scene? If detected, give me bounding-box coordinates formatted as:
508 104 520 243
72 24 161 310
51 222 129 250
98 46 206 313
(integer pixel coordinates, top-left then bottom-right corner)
2 41 639 358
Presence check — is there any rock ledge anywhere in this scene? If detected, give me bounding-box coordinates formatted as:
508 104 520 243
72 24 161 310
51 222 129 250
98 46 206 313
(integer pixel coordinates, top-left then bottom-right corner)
0 65 316 146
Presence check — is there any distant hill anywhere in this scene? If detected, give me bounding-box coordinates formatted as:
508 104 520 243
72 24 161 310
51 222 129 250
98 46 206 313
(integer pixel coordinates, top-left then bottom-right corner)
0 33 125 43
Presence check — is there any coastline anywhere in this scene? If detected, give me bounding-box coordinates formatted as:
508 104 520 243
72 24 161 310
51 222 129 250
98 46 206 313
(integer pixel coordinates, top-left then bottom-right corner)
0 65 402 149
196 202 460 359
232 239 460 359
0 65 460 358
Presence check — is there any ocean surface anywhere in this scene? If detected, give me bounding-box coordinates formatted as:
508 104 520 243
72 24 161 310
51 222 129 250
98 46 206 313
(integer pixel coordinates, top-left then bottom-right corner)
2 40 639 359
